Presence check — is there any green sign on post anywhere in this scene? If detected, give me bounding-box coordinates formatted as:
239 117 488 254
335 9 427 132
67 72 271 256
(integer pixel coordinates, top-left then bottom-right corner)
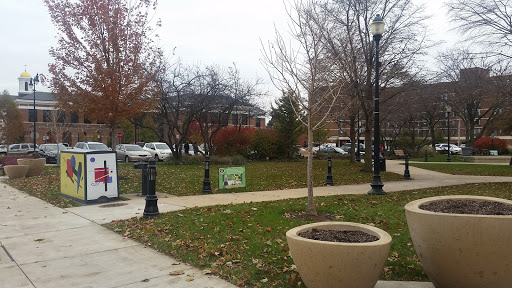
219 167 246 189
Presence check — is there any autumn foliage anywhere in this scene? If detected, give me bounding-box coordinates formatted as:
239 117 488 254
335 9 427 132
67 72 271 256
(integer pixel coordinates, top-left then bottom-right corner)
214 127 279 159
44 0 162 142
473 136 509 154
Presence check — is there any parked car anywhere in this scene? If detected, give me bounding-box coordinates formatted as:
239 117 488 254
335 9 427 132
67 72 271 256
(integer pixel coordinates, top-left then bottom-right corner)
341 143 365 155
8 143 37 155
0 144 7 155
74 141 111 151
436 143 461 155
318 146 348 154
115 144 152 163
143 142 172 161
37 143 68 164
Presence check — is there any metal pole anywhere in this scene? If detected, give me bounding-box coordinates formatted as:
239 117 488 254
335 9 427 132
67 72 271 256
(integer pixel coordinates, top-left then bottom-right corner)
446 110 451 162
143 159 159 217
325 156 334 186
424 150 428 162
31 74 39 152
404 155 411 180
369 34 385 195
356 111 361 162
202 156 212 194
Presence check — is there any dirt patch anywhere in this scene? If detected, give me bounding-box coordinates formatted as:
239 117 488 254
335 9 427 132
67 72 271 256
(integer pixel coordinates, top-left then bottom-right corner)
420 199 512 215
298 228 379 243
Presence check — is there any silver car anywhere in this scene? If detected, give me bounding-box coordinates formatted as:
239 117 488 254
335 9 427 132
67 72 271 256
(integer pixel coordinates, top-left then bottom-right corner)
115 144 152 163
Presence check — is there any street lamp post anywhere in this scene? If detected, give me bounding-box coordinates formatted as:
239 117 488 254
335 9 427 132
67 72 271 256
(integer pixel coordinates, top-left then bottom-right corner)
356 111 361 162
368 15 386 195
446 106 452 162
29 74 39 152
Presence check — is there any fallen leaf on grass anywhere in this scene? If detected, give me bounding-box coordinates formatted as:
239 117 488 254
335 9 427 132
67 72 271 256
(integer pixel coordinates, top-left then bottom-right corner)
202 269 212 274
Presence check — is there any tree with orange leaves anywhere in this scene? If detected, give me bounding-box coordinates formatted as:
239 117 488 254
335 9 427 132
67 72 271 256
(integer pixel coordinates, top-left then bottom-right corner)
44 0 163 148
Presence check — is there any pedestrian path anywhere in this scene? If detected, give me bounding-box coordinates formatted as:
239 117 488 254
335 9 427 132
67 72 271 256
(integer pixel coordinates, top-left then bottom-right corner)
1 160 510 287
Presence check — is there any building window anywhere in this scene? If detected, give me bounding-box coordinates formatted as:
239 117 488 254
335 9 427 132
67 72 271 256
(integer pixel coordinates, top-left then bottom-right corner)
57 111 66 123
255 118 261 127
241 114 248 126
71 112 79 123
232 113 238 125
84 116 91 124
25 82 29 91
43 110 52 122
29 109 37 122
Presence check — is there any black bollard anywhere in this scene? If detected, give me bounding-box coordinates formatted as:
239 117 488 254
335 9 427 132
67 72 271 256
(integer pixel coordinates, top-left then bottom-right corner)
424 150 428 162
325 156 334 186
134 162 148 196
510 157 512 166
404 155 411 180
202 155 212 194
143 159 159 218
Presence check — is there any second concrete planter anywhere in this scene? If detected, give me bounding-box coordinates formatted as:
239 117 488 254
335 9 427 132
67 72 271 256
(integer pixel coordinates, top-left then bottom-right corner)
286 222 392 288
17 158 46 177
405 195 512 288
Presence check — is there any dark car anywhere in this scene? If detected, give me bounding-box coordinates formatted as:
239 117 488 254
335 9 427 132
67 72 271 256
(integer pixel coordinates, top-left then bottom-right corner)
318 146 347 154
37 143 68 164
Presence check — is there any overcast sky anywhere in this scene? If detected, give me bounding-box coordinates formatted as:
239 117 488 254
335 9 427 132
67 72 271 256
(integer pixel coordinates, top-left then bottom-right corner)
1 0 457 109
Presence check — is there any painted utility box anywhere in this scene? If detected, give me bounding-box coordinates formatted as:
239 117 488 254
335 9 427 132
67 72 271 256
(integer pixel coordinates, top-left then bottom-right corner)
60 150 119 204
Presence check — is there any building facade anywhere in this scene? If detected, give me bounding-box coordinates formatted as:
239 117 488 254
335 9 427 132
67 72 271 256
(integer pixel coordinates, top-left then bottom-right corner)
9 70 266 147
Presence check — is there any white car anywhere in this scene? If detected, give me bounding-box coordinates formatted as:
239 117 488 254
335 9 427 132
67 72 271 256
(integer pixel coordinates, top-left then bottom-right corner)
143 142 172 161
436 143 461 155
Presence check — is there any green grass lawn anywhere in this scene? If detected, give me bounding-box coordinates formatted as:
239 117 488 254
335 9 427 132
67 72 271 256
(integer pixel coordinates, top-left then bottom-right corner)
409 163 512 176
5 159 403 208
105 182 512 287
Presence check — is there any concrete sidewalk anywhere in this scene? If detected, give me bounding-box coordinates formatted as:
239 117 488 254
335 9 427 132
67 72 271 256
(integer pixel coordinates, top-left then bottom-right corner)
2 159 511 287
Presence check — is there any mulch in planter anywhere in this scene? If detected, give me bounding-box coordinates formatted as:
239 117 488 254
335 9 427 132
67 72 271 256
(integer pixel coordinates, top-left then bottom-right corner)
420 199 512 215
298 228 379 243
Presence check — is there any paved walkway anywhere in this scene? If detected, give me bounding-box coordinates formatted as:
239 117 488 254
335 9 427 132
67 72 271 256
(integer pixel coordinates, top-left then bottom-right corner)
1 160 511 287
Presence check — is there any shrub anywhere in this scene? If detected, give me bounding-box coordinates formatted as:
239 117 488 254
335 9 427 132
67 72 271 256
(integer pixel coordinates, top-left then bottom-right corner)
249 129 279 160
473 136 508 154
214 127 255 157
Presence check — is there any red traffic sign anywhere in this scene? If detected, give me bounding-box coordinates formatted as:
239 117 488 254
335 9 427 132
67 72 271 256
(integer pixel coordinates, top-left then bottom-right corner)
116 132 123 138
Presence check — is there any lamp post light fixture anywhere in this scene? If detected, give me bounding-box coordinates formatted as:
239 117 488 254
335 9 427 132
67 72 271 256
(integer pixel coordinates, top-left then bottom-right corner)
368 14 386 195
29 73 39 152
446 106 452 163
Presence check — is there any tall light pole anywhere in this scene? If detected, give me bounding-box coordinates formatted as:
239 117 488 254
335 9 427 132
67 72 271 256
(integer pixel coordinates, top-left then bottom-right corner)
356 111 361 162
446 106 452 162
369 15 386 195
29 73 39 152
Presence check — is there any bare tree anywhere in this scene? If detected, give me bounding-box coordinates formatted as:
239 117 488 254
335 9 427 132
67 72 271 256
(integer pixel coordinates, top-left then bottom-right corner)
318 0 431 171
154 62 263 161
436 49 509 146
447 0 512 58
262 0 345 215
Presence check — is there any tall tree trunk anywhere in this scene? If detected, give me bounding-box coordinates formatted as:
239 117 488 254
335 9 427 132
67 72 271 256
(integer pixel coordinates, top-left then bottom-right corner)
306 112 316 216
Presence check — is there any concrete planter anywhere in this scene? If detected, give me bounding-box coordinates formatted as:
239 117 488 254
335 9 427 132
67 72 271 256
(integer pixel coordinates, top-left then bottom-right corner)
286 222 392 288
17 158 46 177
4 165 29 179
405 195 512 288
